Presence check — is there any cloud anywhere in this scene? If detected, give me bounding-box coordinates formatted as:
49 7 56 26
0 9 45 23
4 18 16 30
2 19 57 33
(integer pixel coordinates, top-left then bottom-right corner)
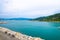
0 0 60 18
2 0 60 12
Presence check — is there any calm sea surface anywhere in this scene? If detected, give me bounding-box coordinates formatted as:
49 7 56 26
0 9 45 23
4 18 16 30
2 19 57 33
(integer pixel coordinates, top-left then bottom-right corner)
0 20 60 40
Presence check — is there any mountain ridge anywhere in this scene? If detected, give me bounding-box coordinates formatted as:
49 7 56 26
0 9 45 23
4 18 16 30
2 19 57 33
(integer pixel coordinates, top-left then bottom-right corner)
32 13 60 21
0 18 32 20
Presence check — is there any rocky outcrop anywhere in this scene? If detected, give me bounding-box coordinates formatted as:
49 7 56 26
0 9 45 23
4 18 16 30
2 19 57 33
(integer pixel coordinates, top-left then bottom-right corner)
0 27 44 40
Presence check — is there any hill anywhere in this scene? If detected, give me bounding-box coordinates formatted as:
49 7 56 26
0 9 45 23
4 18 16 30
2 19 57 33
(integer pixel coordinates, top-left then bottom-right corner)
0 18 32 20
33 13 60 21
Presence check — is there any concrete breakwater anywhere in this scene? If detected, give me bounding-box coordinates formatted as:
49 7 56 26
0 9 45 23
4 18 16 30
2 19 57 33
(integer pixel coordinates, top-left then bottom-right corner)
0 27 44 40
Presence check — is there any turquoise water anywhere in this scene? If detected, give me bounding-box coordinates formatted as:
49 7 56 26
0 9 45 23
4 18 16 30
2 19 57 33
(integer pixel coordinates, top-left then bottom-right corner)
0 20 60 40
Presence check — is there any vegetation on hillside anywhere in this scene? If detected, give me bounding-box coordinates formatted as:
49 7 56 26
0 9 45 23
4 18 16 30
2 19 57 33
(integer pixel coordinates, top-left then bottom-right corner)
33 13 60 21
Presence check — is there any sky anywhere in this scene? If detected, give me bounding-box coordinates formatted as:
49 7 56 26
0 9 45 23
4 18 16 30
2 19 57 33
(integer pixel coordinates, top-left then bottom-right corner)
0 0 60 18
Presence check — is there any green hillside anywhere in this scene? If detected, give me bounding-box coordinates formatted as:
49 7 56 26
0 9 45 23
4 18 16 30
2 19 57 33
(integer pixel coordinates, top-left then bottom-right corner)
33 13 60 21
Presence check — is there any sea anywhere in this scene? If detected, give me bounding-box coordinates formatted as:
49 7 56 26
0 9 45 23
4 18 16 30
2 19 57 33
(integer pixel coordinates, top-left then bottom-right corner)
0 20 60 40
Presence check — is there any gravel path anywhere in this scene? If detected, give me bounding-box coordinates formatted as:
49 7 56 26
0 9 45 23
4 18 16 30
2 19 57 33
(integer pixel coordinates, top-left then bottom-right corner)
0 31 19 40
0 27 44 40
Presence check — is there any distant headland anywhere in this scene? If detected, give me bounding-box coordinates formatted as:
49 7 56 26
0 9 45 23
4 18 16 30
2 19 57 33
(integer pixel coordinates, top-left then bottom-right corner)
32 13 60 21
0 18 32 20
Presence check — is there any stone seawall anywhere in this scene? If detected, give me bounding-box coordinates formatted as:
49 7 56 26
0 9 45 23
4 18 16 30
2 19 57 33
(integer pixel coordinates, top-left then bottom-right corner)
0 27 44 40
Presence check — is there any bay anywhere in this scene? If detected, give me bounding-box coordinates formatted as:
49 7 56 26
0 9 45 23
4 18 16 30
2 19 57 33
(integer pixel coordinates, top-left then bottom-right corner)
0 20 60 40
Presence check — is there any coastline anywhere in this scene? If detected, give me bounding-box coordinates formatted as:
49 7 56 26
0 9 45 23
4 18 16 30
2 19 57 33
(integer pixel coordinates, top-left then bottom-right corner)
0 22 7 24
30 20 60 22
0 27 44 40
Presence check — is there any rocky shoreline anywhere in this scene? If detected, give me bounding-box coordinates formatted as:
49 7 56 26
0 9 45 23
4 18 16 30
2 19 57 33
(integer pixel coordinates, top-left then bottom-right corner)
0 27 44 40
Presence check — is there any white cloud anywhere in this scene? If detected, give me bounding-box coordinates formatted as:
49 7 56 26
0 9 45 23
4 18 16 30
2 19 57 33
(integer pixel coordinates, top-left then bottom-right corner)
3 0 60 12
1 0 60 18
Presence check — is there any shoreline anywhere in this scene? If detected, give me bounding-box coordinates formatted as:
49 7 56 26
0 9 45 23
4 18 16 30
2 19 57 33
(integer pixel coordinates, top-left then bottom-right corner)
0 22 7 24
30 20 60 22
0 27 44 40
